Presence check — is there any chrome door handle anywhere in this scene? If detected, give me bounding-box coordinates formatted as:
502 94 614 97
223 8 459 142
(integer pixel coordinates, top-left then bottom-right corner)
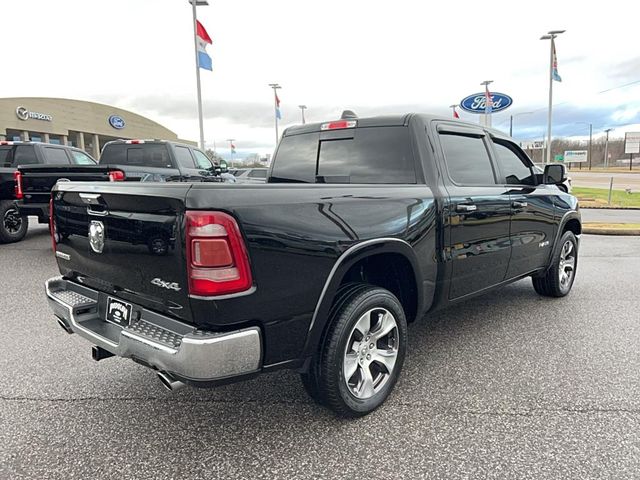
456 204 477 213
512 201 528 209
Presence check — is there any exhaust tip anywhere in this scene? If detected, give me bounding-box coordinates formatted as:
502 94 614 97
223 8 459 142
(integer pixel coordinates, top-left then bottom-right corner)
157 371 186 392
56 317 73 334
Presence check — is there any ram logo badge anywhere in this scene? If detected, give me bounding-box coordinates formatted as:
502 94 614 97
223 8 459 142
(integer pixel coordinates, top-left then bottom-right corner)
151 277 181 291
89 221 105 253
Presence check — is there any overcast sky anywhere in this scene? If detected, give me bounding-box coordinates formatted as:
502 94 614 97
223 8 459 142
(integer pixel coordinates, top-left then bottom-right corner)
2 0 640 156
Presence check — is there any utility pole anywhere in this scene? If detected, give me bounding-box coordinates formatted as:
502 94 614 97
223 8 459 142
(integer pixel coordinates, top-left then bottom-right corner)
540 30 565 164
189 0 209 150
268 83 282 146
604 128 613 168
298 105 307 124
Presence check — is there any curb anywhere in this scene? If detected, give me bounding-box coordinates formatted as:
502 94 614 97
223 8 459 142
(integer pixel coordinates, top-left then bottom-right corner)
583 223 640 236
580 205 640 210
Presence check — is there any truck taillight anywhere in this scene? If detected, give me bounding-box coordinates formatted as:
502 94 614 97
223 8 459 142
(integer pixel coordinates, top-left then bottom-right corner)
13 171 23 199
49 197 57 251
108 170 125 181
186 211 253 297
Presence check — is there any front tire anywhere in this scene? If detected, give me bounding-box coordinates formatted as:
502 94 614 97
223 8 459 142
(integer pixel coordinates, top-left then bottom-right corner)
302 285 407 417
532 230 578 297
0 200 28 244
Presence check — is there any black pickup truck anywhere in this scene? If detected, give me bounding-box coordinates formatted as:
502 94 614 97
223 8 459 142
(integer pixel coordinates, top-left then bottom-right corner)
16 139 224 232
45 113 580 416
0 141 98 243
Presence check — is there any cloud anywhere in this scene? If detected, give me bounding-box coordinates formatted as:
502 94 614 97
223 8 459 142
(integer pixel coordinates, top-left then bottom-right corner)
609 57 640 82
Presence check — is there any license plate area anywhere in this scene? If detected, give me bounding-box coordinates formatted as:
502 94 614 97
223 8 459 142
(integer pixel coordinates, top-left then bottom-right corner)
106 297 133 327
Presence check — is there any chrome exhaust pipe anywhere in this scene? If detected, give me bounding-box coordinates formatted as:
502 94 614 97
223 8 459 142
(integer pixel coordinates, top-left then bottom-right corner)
157 371 186 392
56 317 73 334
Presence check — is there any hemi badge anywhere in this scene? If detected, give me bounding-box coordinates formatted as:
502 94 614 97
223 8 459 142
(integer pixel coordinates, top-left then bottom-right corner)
55 251 71 261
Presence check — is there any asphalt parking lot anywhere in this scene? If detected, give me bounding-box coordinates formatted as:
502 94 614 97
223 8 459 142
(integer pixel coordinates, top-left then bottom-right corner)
1 223 639 479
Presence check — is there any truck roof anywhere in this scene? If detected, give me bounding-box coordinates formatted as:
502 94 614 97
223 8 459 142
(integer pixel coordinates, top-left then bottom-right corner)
283 113 512 139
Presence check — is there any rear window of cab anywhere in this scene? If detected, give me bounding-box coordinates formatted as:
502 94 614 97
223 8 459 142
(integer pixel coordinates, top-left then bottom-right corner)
270 126 416 184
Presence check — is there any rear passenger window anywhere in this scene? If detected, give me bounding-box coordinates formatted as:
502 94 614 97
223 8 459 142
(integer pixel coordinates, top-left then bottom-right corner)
492 141 536 185
0 147 11 167
43 147 70 165
13 146 39 166
174 146 195 169
439 134 496 185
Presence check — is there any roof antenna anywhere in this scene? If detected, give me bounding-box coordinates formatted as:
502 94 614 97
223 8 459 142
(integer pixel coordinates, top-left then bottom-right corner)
341 110 358 119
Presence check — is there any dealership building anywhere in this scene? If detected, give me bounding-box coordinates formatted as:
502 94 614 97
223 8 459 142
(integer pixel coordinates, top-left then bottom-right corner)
0 97 194 159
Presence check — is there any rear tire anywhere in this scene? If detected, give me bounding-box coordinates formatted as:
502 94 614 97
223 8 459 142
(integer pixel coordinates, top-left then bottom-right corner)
532 231 578 297
0 200 28 244
301 284 407 417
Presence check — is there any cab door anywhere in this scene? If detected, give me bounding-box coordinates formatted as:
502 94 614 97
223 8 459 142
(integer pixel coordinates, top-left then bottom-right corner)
488 137 557 277
436 125 512 300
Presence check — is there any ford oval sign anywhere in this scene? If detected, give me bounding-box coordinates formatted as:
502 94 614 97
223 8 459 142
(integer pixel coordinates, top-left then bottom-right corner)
460 92 513 114
108 115 125 129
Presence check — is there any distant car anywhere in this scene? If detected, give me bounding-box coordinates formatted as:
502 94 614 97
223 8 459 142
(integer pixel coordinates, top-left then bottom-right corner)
234 168 268 183
533 163 572 193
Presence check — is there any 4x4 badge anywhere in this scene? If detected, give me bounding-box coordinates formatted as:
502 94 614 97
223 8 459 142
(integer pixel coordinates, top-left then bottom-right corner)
89 220 105 253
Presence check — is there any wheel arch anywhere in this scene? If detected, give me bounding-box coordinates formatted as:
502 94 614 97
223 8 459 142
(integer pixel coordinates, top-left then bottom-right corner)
301 238 423 362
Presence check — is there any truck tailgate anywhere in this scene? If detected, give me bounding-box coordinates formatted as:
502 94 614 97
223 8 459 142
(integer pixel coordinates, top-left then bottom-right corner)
19 165 114 206
52 182 194 323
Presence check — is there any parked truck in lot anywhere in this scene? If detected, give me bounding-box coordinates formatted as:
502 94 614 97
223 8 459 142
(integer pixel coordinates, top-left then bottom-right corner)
0 141 98 243
45 113 581 416
15 139 225 233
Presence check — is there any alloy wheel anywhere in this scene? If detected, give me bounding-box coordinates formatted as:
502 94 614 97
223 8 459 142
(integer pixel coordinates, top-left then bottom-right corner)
558 240 576 290
343 308 399 400
3 208 23 235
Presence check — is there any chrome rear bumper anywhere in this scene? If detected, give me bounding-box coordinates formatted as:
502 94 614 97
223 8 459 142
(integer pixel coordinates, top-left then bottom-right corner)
45 276 262 382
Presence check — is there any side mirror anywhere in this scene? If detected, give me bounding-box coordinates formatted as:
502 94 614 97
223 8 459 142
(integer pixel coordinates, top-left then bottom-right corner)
543 164 567 185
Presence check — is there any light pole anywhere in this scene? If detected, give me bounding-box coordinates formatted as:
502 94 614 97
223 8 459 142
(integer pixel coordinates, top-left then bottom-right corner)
509 111 534 137
189 0 209 150
449 104 460 119
298 105 307 124
575 122 593 170
604 128 614 168
268 83 282 146
540 30 565 164
480 80 493 127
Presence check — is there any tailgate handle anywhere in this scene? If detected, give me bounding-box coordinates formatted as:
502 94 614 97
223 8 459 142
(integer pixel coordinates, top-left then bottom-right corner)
87 205 108 216
79 193 102 205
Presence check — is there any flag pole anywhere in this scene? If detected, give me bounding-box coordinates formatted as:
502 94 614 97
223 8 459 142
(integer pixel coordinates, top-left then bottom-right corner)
269 83 281 146
191 0 206 149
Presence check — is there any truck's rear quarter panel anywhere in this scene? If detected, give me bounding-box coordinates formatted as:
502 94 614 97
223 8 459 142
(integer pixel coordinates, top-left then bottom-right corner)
186 183 437 365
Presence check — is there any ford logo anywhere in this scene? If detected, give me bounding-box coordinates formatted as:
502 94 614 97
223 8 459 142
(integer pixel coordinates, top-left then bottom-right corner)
460 92 513 114
108 115 125 129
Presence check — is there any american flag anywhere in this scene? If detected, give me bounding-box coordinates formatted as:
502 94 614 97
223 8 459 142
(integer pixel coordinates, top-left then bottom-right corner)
484 84 493 114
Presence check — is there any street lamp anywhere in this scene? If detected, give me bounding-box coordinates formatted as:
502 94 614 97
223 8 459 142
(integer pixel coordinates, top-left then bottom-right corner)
480 80 493 127
604 128 614 168
298 105 307 124
509 111 534 137
188 0 209 149
575 122 593 170
540 29 565 164
268 83 282 145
